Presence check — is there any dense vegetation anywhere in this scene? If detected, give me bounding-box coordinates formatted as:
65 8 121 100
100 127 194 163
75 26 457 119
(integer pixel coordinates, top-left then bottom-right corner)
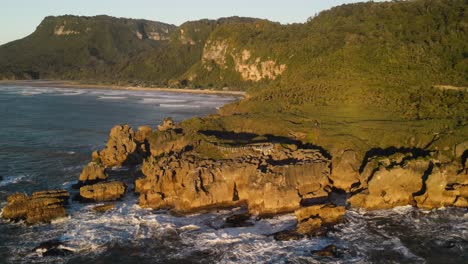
0 0 466 155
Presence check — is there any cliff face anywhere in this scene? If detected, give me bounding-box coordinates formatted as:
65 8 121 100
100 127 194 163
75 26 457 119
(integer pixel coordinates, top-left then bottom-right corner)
1 0 466 90
136 147 331 215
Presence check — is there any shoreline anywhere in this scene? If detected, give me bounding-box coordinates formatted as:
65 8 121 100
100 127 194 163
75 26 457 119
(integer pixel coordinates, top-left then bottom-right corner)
0 80 247 97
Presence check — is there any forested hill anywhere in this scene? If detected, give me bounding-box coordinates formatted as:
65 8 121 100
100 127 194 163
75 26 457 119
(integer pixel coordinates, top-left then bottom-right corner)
0 0 466 91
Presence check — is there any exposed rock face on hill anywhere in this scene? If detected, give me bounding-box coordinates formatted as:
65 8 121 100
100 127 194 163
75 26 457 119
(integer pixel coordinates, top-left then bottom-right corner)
2 190 69 224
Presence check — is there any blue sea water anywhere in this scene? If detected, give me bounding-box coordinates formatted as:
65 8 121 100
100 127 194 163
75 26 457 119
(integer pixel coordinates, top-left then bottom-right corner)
0 84 467 264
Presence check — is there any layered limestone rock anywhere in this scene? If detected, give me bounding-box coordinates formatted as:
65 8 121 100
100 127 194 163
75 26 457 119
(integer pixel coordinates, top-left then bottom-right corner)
348 159 430 209
2 190 69 224
330 150 361 192
136 147 331 215
79 181 126 202
414 165 468 209
295 204 345 235
148 129 190 157
96 125 148 167
78 162 107 184
348 144 468 210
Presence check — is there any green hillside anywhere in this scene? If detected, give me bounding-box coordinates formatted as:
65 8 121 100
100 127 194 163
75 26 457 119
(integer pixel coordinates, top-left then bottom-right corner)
0 0 466 148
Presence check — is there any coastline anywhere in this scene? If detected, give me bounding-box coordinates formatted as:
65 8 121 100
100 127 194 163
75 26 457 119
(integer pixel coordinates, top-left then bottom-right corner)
0 80 247 97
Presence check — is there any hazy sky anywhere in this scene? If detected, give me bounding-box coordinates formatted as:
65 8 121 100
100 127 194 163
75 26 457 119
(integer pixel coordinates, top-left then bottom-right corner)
1 0 374 45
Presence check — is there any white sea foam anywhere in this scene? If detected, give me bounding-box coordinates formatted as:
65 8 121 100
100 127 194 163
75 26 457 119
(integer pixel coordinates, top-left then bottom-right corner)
0 174 29 187
59 91 86 96
98 96 128 100
160 104 201 108
140 98 188 104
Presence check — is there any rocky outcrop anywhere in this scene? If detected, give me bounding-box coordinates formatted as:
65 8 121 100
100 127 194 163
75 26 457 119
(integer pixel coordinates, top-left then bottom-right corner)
233 50 286 81
348 146 468 210
157 117 175 132
136 146 331 215
349 159 430 209
78 162 107 184
96 125 148 167
202 40 229 69
414 165 468 209
330 150 361 191
148 129 190 157
92 203 116 213
54 22 80 35
295 204 345 235
2 190 69 224
311 245 339 258
79 181 126 202
135 125 153 143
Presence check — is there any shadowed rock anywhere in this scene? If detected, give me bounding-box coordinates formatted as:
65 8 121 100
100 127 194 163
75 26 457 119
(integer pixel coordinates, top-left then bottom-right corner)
311 244 339 258
33 239 74 257
92 203 116 213
295 204 345 235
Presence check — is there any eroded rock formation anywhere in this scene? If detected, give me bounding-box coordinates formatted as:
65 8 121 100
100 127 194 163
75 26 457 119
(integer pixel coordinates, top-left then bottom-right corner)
136 146 331 215
295 204 345 235
96 125 148 167
78 162 107 185
79 181 126 202
2 190 69 224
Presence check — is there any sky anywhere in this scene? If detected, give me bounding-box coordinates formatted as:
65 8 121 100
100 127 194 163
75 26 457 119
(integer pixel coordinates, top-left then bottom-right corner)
0 0 373 45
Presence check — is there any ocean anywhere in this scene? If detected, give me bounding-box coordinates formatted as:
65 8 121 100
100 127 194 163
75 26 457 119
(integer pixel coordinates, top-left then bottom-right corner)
0 84 467 263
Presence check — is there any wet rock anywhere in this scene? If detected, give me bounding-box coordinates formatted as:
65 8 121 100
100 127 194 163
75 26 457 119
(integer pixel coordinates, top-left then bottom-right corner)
311 244 339 258
222 212 253 228
349 160 429 210
295 204 345 235
97 125 145 167
2 190 69 224
273 229 305 241
33 239 73 257
79 181 126 202
92 203 116 213
77 162 107 185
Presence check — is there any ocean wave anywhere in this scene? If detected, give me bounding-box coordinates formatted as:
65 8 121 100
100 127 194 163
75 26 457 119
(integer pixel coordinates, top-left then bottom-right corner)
59 91 86 96
160 104 201 108
0 174 30 187
139 98 187 104
97 96 128 100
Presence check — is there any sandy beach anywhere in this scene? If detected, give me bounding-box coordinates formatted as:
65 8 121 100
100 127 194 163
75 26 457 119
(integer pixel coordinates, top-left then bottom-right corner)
0 80 247 97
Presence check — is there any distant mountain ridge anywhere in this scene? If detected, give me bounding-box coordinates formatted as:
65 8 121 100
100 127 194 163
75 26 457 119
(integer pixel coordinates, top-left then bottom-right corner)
0 0 466 91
